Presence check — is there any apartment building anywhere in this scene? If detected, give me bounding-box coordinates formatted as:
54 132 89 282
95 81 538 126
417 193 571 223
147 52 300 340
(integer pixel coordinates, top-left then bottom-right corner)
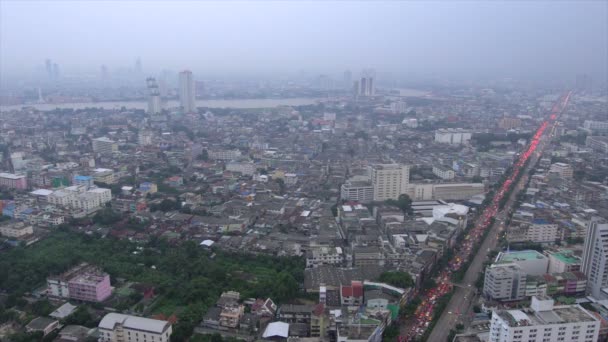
340 180 374 203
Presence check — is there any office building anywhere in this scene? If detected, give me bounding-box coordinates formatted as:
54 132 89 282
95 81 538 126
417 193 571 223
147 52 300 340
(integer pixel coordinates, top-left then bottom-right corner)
92 137 118 155
583 120 608 134
369 164 410 201
549 163 574 179
179 70 196 113
581 218 608 298
340 180 374 203
586 136 608 154
484 263 527 302
98 313 172 342
489 296 599 342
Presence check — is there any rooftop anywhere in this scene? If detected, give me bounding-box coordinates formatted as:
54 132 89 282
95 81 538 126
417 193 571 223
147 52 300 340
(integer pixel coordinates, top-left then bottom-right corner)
497 250 547 263
98 313 170 334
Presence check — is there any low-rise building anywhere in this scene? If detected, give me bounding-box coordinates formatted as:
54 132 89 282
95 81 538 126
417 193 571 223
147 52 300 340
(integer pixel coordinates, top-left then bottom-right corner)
0 221 33 238
98 313 172 342
306 247 344 268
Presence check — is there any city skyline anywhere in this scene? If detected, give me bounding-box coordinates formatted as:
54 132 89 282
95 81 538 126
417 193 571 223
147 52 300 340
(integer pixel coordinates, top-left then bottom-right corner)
1 1 606 81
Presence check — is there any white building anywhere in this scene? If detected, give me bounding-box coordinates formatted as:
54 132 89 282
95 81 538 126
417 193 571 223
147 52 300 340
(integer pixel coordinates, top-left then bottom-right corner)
138 130 154 146
92 137 118 155
526 219 560 244
586 136 608 153
483 263 527 302
208 149 242 161
583 120 608 133
92 168 115 184
146 77 162 115
434 128 472 145
489 296 599 342
0 221 33 238
369 164 410 201
306 247 344 268
581 218 608 298
340 180 374 203
549 162 574 178
432 165 455 180
226 162 256 176
179 70 195 113
98 313 172 342
391 101 408 114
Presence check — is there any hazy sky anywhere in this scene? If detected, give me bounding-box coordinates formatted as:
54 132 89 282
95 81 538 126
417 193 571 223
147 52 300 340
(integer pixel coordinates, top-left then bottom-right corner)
1 1 606 79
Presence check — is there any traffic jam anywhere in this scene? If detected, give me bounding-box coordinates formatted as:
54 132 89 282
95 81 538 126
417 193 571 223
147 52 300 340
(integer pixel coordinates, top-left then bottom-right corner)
401 92 571 341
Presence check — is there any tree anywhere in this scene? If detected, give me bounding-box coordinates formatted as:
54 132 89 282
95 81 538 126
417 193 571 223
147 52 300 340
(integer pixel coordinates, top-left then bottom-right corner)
198 150 209 161
384 194 413 215
378 271 414 288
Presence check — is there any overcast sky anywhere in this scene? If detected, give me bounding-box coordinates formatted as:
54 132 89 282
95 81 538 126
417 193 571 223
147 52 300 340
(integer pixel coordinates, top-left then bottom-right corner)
1 1 606 80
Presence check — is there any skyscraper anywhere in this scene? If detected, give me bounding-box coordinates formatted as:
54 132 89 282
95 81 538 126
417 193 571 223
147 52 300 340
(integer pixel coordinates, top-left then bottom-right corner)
146 78 162 115
343 70 352 88
52 63 60 80
100 65 108 80
354 69 375 97
45 59 53 80
581 218 608 298
135 58 142 74
179 70 196 113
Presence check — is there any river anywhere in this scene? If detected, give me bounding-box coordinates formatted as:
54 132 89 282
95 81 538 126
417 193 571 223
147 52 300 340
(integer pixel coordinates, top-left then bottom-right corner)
0 97 323 111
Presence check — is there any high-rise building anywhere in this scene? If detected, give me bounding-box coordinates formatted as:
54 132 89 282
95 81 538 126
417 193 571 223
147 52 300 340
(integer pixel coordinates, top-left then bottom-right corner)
576 74 592 93
146 77 162 115
489 296 599 342
101 65 108 80
581 218 608 298
179 70 196 113
369 164 410 201
52 63 60 80
343 70 352 88
45 59 53 80
135 57 142 74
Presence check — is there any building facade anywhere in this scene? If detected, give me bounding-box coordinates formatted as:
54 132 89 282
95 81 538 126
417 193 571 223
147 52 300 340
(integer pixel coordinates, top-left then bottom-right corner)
98 313 172 342
489 296 599 342
369 164 410 201
179 70 195 113
581 219 608 298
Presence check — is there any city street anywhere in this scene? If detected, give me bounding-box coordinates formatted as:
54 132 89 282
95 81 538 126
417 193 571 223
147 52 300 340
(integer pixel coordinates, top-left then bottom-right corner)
424 93 569 342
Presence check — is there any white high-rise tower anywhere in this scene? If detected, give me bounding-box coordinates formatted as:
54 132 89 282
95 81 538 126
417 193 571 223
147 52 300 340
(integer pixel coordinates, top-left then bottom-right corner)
179 70 196 113
146 77 162 115
581 218 608 298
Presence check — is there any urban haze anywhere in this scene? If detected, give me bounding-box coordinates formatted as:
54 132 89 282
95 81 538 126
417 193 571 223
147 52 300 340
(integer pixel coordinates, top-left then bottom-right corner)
0 2 607 342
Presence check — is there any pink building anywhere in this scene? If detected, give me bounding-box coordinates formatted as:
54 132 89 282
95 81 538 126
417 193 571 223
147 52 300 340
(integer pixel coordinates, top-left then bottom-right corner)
0 173 27 190
68 271 112 302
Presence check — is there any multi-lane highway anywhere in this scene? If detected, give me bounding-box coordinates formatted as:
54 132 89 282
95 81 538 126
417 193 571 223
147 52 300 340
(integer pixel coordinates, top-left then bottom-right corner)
400 92 572 342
